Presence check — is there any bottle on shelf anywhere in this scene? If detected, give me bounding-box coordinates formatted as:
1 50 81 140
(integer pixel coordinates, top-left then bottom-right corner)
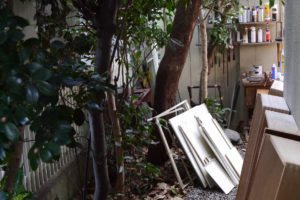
251 27 256 43
252 6 257 22
247 7 251 22
264 3 271 22
271 5 278 21
271 64 277 80
243 27 249 43
258 6 264 22
243 7 248 22
265 25 271 42
239 8 244 23
257 28 263 43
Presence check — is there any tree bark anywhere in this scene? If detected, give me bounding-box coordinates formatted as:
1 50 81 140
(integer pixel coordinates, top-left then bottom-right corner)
107 92 124 197
200 8 209 101
4 127 24 192
88 1 121 200
148 0 202 165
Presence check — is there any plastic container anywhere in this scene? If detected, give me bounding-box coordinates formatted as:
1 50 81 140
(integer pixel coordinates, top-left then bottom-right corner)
247 8 251 22
272 5 277 21
251 27 256 43
272 64 277 79
239 8 244 23
258 7 264 22
243 27 248 43
252 7 257 22
265 27 271 42
243 7 248 22
257 28 263 43
264 3 271 22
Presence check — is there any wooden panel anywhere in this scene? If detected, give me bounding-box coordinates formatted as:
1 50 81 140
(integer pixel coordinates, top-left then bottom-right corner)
236 93 290 200
256 89 269 94
269 80 284 97
248 135 300 200
265 110 299 135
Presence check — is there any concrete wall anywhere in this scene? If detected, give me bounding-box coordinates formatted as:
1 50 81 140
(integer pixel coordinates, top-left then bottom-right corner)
284 0 300 126
13 0 37 39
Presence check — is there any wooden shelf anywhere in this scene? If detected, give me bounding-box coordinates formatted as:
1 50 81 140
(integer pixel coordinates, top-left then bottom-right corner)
235 41 281 46
239 21 277 25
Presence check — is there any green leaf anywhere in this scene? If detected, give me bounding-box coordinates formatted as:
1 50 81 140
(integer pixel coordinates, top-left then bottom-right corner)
8 29 24 42
5 76 22 92
53 121 73 145
8 16 29 28
36 49 45 63
32 67 52 81
36 81 55 96
87 103 102 112
40 148 52 163
51 40 65 49
135 50 142 58
28 148 39 170
45 141 61 157
73 109 85 126
26 85 39 104
0 148 6 160
1 122 20 141
0 191 8 200
0 31 8 45
13 167 24 193
26 62 42 73
24 38 40 47
19 47 32 63
269 0 275 7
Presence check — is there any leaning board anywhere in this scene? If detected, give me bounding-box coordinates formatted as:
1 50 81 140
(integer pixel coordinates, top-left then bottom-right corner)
169 106 213 188
236 94 290 200
248 135 300 200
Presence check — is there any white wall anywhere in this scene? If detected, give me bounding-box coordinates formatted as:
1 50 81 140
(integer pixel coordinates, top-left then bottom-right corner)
284 0 300 126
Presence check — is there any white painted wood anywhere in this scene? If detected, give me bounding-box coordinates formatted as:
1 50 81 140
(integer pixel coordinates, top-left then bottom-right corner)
194 104 243 185
205 159 235 194
169 109 208 188
225 148 243 176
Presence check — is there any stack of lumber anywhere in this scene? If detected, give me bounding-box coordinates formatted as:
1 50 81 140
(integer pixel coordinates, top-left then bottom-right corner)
269 80 284 97
169 104 243 194
237 90 300 200
237 93 289 200
248 135 300 200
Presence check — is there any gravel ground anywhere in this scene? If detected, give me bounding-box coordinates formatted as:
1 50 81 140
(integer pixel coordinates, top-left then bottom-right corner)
184 144 246 200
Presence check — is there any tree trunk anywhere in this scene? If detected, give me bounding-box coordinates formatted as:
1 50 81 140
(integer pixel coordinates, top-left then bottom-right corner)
200 8 209 101
107 92 124 197
4 127 24 192
148 0 202 165
89 1 120 199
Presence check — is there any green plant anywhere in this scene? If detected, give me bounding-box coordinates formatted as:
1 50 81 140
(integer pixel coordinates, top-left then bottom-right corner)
204 98 231 128
0 168 35 200
0 5 113 194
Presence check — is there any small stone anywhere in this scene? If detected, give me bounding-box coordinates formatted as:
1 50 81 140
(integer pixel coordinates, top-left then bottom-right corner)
224 129 243 145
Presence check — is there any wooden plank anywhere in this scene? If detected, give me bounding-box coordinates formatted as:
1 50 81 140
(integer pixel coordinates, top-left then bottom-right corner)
252 110 300 169
205 159 235 194
236 93 290 200
256 89 269 94
169 108 209 188
195 104 243 185
248 135 300 200
269 80 284 97
265 110 299 134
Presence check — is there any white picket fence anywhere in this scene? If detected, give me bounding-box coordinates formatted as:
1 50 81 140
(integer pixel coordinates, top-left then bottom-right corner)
0 87 90 192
